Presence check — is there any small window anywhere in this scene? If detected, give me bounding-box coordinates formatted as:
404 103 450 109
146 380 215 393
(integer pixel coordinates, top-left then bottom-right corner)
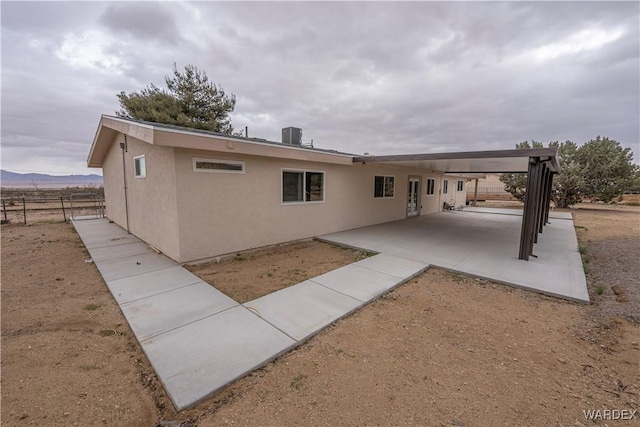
426 178 435 195
443 179 449 195
457 180 464 192
282 170 324 203
374 176 395 198
193 158 244 174
134 155 146 178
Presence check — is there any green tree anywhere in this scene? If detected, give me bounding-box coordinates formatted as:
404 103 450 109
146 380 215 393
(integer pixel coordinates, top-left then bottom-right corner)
500 137 638 207
630 169 640 193
117 64 237 134
499 141 544 202
548 141 584 208
576 136 638 203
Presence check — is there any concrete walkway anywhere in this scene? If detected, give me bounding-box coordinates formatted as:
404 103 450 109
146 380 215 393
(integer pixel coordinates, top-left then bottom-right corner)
72 219 428 411
318 208 589 303
72 208 587 411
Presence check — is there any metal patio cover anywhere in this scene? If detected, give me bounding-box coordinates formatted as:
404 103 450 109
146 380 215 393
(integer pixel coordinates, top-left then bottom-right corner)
353 148 561 261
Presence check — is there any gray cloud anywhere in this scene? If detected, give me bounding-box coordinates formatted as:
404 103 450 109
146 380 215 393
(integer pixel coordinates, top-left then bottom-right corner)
98 2 183 46
1 1 638 175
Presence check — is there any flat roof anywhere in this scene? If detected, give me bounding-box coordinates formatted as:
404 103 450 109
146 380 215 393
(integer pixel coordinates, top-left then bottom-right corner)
102 115 356 156
88 116 560 174
87 115 355 167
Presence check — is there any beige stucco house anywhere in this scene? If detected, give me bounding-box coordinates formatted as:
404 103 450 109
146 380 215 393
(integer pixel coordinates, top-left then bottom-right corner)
88 116 471 263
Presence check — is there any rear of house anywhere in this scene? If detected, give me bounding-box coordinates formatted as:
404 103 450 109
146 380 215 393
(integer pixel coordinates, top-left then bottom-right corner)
89 116 467 263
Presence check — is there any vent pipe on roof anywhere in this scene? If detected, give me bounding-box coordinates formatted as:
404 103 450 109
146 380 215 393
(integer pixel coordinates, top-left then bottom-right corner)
282 127 302 145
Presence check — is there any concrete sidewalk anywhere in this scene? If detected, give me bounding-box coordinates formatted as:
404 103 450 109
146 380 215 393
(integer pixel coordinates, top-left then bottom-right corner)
72 219 428 411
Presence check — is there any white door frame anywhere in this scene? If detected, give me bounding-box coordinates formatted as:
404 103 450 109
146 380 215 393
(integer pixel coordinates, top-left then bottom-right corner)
407 176 421 217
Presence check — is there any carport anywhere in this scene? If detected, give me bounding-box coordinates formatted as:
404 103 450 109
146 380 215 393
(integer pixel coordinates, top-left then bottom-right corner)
353 148 561 261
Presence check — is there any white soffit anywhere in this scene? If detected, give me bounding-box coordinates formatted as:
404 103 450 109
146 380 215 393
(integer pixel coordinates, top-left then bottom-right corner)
354 149 559 174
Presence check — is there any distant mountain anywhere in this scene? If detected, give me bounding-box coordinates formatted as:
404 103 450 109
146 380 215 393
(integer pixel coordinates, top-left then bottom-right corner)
1 170 103 188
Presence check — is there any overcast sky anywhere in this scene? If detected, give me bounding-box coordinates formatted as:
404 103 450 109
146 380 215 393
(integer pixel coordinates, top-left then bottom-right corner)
2 1 639 176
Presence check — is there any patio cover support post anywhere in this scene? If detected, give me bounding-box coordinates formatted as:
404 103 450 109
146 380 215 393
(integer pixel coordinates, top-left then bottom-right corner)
536 163 549 238
519 157 543 260
532 162 544 245
472 178 479 206
544 172 554 225
539 166 552 233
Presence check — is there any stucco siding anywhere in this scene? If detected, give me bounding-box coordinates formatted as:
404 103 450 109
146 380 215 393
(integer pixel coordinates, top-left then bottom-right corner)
100 134 181 260
124 137 181 260
102 134 127 226
171 149 446 262
420 173 444 214
445 176 468 208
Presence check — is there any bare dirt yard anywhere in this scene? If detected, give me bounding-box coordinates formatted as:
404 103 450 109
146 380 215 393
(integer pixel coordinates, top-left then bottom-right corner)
2 205 639 426
1 222 158 426
185 241 370 303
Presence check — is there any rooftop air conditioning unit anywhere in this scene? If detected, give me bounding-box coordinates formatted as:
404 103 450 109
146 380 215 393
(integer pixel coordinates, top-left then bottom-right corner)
282 127 302 145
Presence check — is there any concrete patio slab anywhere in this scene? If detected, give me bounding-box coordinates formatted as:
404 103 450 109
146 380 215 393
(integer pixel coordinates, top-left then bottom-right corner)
453 219 587 301
107 266 204 305
121 282 238 341
310 263 406 302
96 252 178 282
141 305 296 410
244 280 363 341
464 206 573 220
320 209 589 303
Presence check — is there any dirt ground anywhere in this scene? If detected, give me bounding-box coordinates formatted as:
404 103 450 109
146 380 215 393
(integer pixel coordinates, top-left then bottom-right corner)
185 241 370 303
1 223 158 426
1 206 639 426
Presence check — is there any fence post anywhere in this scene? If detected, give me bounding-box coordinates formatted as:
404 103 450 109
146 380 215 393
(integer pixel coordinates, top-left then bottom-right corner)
61 197 67 222
22 197 27 225
2 200 6 222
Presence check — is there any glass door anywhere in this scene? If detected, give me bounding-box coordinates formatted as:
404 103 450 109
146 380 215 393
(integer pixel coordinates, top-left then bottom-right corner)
407 178 419 217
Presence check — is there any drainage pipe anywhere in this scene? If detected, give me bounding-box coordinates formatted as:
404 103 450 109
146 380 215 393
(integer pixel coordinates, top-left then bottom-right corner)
120 136 130 233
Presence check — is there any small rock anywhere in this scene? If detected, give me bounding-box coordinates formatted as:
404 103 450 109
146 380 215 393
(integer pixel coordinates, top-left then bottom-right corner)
452 419 466 427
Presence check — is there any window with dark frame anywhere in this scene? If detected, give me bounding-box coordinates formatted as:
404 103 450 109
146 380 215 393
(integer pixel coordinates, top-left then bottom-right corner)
374 176 395 198
282 170 324 203
193 158 244 173
134 155 146 178
426 178 435 195
306 171 324 202
457 180 464 191
443 179 449 194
